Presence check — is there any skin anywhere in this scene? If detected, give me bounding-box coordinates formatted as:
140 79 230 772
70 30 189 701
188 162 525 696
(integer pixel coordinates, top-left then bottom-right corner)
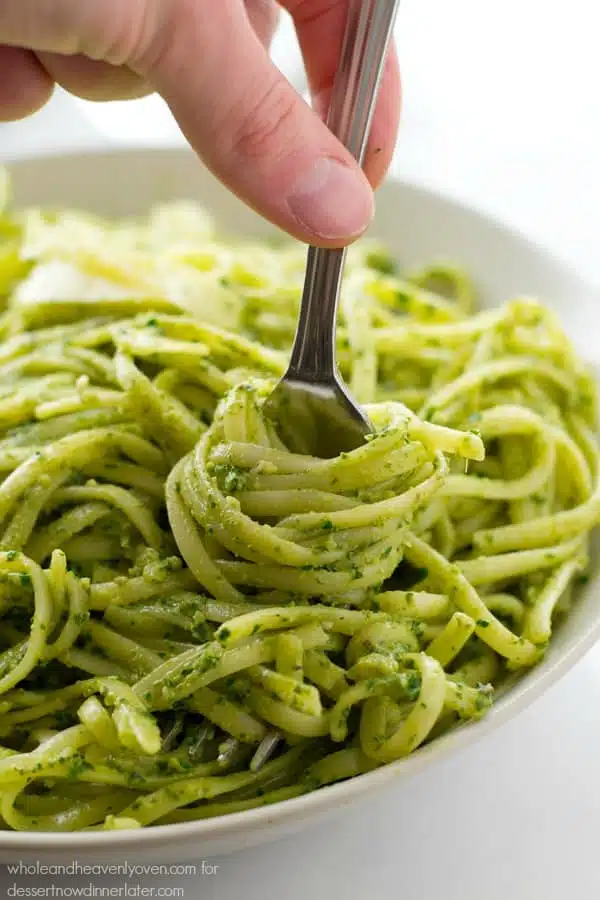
0 0 401 247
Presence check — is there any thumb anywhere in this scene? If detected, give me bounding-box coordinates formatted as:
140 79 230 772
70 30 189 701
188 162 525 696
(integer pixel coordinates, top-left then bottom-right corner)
141 1 374 247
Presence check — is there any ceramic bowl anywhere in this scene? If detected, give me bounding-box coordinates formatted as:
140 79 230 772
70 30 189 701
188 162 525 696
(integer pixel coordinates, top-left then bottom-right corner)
1 147 598 863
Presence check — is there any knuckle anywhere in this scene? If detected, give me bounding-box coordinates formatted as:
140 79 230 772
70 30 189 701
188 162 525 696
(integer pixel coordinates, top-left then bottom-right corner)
100 0 172 69
227 77 300 163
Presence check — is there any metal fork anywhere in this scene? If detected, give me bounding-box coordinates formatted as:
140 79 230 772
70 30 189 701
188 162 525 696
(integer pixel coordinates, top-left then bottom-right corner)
264 0 401 458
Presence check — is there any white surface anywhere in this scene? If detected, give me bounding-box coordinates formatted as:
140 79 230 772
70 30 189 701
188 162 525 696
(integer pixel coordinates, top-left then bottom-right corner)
1 0 600 897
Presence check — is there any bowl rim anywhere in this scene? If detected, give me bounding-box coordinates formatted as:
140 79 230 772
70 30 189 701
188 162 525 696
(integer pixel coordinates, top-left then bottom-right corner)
1 145 598 851
4 143 592 291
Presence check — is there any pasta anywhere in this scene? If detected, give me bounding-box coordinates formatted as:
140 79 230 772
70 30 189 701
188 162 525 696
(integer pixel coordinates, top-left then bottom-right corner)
0 172 596 831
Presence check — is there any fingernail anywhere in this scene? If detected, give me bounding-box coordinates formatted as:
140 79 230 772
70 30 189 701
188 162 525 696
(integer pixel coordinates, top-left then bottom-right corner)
288 157 374 241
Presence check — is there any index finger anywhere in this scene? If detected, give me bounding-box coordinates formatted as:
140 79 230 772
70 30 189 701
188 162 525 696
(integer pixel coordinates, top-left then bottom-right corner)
283 0 401 189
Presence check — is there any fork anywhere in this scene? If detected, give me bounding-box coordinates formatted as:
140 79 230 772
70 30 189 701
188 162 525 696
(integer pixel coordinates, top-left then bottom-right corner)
264 0 401 458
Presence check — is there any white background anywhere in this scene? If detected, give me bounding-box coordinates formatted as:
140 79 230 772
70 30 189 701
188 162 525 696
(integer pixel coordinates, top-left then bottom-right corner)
1 1 600 897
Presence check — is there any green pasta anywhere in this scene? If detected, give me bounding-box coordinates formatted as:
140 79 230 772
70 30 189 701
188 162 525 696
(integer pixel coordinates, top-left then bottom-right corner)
0 173 596 831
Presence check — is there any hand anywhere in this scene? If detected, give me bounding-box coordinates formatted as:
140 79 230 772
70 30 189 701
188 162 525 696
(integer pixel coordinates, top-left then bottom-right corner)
0 1 401 246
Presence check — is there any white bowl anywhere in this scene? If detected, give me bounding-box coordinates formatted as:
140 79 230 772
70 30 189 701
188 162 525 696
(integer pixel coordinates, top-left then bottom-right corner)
2 147 599 863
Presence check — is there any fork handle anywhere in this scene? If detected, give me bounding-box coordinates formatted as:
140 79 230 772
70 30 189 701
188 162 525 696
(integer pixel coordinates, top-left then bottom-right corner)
288 0 401 380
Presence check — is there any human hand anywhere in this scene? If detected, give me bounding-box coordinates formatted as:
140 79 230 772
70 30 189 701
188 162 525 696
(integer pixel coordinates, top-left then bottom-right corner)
0 1 401 246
